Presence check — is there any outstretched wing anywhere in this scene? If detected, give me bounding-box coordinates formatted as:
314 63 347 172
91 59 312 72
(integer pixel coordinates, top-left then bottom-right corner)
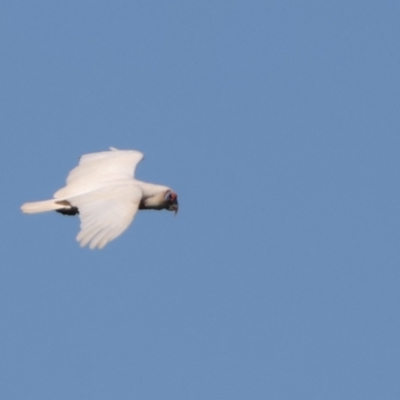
54 148 144 199
71 183 143 249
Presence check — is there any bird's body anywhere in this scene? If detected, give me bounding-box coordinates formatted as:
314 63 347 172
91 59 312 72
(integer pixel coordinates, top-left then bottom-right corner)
21 148 178 249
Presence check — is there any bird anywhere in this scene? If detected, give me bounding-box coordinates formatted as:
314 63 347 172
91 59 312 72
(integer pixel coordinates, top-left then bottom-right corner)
21 147 178 249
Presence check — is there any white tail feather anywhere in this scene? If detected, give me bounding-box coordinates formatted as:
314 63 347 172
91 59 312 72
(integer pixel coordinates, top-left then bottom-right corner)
21 199 64 214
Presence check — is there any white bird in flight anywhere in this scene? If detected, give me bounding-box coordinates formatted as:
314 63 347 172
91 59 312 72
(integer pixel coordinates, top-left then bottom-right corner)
21 147 178 249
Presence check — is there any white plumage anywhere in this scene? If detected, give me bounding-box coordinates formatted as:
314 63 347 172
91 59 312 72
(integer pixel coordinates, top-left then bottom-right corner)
21 148 178 249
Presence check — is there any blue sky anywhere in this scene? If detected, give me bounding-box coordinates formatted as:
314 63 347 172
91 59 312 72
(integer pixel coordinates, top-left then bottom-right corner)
1 1 400 399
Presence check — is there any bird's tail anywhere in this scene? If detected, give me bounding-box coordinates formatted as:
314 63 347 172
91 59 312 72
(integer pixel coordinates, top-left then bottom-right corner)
21 199 63 214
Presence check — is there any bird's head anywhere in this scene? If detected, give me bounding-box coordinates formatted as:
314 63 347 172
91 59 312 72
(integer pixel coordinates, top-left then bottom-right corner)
164 190 179 214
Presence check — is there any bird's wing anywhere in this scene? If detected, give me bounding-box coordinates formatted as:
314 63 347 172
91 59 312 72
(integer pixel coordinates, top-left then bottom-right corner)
71 183 143 249
54 148 144 198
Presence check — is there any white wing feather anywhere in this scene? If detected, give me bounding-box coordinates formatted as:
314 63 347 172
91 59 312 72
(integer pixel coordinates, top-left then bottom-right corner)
73 183 143 249
54 149 144 199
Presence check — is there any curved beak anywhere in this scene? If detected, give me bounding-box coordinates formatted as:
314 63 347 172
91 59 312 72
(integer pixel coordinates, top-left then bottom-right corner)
171 199 178 215
166 192 178 215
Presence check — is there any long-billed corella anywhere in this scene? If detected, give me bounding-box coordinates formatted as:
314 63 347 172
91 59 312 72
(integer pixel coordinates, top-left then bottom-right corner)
21 147 178 249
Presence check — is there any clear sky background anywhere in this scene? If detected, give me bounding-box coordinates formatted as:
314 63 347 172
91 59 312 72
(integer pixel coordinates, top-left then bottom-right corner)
1 1 400 399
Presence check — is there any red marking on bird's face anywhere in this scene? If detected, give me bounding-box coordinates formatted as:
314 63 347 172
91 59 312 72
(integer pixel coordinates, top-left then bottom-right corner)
164 190 177 202
169 192 177 202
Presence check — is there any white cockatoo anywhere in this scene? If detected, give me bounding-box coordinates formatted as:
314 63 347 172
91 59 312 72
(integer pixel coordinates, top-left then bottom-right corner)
21 147 178 249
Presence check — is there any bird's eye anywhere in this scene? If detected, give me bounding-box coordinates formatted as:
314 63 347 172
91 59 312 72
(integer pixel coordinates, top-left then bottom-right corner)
164 191 172 201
